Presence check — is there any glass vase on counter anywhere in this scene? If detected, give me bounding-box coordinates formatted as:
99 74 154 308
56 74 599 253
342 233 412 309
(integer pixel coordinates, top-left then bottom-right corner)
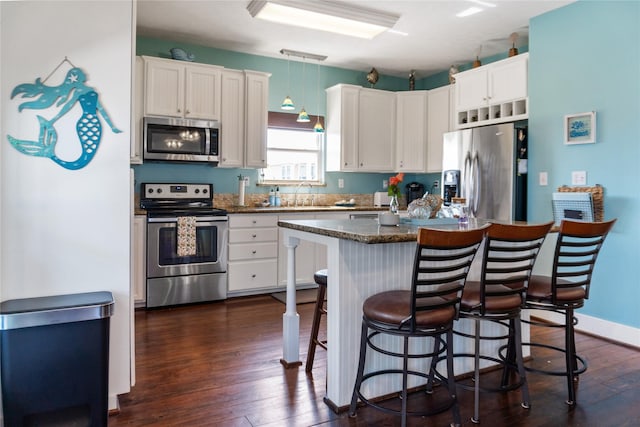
389 194 399 214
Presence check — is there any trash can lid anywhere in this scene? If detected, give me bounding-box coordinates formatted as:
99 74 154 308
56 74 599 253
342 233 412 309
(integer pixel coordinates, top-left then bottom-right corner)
0 291 114 330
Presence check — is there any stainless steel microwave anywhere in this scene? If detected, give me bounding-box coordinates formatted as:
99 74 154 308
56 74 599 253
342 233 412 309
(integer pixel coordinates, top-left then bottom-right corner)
143 117 220 164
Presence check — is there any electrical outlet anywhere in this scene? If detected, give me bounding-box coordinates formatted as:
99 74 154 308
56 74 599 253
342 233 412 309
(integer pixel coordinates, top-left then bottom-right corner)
383 179 388 189
539 172 548 186
243 176 250 186
433 180 439 188
572 171 587 186
338 178 344 189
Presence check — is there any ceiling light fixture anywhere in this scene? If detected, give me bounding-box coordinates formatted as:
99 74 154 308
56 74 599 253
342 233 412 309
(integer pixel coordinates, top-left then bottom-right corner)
281 53 295 110
314 61 324 133
456 6 483 18
247 0 400 39
468 0 496 7
297 56 310 123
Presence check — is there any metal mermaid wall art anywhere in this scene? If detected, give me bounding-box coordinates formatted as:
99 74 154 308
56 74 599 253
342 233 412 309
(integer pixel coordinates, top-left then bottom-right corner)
6 60 121 170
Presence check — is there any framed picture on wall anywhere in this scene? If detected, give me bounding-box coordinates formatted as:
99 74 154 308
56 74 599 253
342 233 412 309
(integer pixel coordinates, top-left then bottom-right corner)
564 111 596 145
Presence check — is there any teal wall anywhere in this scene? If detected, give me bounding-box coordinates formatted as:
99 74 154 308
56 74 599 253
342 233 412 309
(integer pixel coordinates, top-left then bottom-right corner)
528 1 640 327
134 37 440 197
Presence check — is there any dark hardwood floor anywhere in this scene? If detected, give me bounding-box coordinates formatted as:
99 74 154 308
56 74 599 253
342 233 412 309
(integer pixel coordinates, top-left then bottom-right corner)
109 294 640 426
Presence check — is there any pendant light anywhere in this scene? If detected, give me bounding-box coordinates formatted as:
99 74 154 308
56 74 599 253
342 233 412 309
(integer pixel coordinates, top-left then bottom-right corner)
297 57 310 122
313 61 324 133
281 53 295 110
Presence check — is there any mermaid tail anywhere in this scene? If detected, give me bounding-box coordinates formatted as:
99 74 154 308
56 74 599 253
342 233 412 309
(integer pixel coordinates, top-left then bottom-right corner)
7 115 56 157
6 113 101 170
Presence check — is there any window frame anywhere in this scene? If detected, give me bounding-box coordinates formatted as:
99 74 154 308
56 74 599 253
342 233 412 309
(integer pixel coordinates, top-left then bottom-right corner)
260 111 325 187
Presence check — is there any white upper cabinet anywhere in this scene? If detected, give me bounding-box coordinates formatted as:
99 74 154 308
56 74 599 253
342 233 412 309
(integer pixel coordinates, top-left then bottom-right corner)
326 84 395 172
454 53 529 129
220 69 270 169
219 69 246 168
143 56 222 121
358 88 396 171
244 70 270 169
396 91 428 172
326 84 360 171
426 85 453 173
131 56 144 164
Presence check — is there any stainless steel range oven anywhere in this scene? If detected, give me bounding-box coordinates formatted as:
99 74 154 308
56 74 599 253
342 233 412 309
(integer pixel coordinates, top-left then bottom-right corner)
141 183 228 308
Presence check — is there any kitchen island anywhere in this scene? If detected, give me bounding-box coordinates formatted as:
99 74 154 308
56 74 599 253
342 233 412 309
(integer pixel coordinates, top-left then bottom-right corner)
278 217 527 412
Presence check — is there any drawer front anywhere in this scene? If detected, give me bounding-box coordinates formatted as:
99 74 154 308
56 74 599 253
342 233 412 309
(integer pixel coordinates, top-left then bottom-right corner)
229 214 278 228
229 242 278 261
228 259 278 291
229 228 278 243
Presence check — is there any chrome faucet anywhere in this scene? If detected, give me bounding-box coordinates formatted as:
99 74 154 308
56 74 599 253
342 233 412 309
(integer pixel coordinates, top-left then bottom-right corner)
294 182 313 207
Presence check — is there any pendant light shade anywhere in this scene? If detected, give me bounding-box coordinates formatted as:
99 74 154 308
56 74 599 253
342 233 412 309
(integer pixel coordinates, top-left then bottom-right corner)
281 53 295 110
314 61 324 133
296 57 309 122
281 95 295 110
297 108 311 123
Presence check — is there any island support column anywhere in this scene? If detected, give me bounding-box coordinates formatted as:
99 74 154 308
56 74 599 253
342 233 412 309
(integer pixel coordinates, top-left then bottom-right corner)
280 235 301 367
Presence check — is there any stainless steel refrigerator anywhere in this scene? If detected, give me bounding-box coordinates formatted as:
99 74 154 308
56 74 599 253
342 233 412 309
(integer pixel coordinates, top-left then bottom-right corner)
441 122 527 222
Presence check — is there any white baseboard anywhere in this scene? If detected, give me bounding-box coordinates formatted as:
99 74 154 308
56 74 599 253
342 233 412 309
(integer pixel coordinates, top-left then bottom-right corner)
530 309 640 349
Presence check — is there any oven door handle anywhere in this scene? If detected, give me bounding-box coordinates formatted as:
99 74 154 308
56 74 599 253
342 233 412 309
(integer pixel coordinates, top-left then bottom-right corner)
147 216 228 223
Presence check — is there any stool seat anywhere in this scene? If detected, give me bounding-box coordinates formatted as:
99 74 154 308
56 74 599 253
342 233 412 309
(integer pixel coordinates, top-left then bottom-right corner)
306 269 328 373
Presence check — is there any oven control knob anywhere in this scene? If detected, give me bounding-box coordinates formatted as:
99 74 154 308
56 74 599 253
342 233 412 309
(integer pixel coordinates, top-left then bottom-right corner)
195 189 200 194
148 188 154 193
157 188 162 194
203 188 208 194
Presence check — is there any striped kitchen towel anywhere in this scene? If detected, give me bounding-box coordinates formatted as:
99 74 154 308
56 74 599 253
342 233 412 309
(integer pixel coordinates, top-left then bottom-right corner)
177 216 197 257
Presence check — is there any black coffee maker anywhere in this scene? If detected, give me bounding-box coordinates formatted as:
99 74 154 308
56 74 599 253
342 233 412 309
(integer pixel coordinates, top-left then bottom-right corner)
442 170 460 206
405 182 425 205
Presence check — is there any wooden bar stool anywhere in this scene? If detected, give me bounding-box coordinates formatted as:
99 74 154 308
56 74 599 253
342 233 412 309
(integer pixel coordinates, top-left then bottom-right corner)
306 269 328 372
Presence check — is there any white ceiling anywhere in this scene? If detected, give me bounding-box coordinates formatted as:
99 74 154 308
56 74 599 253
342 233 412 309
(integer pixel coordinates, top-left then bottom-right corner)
137 0 573 78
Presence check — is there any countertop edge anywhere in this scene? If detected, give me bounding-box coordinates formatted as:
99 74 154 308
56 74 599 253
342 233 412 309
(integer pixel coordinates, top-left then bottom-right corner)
278 220 418 244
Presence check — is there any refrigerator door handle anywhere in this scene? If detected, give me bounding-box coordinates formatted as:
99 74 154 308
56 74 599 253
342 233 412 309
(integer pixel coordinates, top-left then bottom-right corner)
471 153 481 216
463 152 472 201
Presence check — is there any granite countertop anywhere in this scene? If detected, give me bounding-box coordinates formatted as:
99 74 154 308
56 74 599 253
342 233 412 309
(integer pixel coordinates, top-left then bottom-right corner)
136 205 387 215
278 218 494 244
227 205 387 214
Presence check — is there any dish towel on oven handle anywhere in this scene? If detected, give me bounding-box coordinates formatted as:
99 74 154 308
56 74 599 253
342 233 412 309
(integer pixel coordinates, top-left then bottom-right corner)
177 216 197 257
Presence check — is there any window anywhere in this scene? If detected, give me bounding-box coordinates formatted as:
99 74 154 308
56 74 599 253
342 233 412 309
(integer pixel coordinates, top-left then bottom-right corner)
261 112 324 185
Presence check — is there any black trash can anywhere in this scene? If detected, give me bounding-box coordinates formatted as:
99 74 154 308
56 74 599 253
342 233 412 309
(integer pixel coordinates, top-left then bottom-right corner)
0 291 114 427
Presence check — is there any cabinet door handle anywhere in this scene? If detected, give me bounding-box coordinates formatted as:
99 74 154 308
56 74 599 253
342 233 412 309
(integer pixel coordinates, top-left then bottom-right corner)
177 108 181 113
185 110 190 114
252 250 257 254
251 274 256 278
252 220 257 224
252 234 257 238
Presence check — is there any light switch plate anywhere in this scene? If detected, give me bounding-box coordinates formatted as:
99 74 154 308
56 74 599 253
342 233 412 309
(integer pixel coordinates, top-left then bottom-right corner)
572 171 587 186
338 178 344 189
539 172 548 186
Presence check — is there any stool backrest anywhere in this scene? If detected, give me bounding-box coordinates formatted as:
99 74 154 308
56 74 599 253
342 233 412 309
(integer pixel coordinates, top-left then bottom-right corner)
551 219 616 305
478 222 554 315
410 226 488 331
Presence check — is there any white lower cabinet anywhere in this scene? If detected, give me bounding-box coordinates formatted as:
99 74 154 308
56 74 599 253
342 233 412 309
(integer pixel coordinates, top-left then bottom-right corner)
228 214 279 294
227 212 353 295
132 215 146 305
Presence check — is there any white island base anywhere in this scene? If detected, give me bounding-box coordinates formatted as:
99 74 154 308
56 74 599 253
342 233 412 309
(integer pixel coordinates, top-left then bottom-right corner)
280 219 530 412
